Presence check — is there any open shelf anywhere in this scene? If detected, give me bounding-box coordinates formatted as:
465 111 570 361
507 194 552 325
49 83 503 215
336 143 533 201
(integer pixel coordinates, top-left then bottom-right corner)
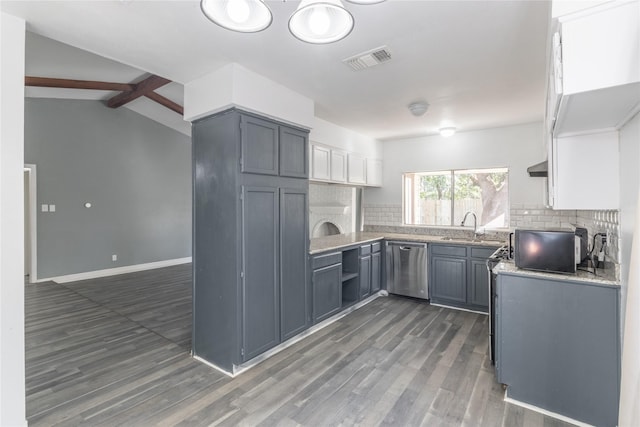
342 276 359 307
341 271 358 282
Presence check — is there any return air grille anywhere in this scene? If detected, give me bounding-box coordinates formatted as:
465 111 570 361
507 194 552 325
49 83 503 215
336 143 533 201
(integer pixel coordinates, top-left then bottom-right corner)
343 46 392 71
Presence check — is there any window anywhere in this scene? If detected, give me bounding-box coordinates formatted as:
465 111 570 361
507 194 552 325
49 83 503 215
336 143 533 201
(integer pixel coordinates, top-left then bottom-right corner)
403 168 509 228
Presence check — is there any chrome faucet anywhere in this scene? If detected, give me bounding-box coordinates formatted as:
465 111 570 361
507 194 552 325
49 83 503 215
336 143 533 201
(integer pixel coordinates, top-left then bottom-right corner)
461 211 479 239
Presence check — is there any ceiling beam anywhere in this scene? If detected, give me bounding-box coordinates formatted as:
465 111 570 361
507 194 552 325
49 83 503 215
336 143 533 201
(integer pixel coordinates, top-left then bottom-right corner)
107 74 171 109
25 76 134 92
145 91 184 116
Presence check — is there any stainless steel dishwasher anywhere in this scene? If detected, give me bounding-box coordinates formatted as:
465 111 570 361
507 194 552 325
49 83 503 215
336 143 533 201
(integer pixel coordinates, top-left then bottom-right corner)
385 241 428 299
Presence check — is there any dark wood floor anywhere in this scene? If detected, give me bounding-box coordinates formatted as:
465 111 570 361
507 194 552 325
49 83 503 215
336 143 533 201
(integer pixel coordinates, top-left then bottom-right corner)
25 264 572 427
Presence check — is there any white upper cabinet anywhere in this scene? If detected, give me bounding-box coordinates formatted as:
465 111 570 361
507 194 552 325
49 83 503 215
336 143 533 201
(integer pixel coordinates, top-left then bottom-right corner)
309 143 382 187
347 153 367 185
366 158 382 187
311 144 330 181
549 0 640 136
551 130 619 210
330 150 347 182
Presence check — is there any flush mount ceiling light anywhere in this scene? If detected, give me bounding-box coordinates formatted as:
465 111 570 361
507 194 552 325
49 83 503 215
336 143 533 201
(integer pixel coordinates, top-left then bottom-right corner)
289 0 354 44
439 127 457 137
200 0 272 33
408 101 429 117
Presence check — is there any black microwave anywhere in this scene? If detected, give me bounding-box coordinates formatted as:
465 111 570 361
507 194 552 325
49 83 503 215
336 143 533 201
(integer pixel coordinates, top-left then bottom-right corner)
513 229 579 274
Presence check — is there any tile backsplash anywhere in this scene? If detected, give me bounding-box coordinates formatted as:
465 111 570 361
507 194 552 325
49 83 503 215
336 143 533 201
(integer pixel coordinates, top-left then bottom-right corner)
363 203 620 263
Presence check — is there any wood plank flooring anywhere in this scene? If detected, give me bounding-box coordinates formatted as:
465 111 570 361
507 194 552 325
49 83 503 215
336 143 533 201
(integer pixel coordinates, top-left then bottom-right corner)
25 264 573 427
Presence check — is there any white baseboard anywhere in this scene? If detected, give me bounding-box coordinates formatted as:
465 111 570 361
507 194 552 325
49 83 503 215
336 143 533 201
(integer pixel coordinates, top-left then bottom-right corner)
504 390 593 427
41 257 192 284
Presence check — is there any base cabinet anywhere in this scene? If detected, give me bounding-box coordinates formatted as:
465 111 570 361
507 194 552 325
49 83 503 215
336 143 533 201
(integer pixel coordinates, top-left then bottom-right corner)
312 263 342 323
430 244 497 312
431 256 466 304
496 273 620 427
310 240 383 324
371 251 381 293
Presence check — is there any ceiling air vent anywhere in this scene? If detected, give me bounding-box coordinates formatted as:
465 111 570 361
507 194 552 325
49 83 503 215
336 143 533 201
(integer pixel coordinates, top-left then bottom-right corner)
343 46 392 71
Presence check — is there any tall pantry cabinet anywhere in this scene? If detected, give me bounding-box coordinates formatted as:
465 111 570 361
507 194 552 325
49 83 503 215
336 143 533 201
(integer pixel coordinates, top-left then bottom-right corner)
192 108 310 374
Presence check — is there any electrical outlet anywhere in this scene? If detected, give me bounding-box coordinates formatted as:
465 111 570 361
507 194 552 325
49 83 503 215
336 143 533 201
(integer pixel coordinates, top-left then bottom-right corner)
112 254 117 262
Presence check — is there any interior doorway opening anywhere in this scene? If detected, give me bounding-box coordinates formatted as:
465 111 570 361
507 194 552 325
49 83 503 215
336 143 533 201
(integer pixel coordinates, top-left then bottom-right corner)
24 164 37 283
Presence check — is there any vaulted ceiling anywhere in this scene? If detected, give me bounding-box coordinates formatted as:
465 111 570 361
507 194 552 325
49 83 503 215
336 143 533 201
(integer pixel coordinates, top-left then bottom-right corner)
3 0 551 140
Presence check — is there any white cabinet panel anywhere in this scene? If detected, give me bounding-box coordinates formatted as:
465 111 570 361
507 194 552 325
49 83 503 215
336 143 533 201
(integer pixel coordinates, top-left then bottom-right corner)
366 158 382 187
330 150 347 182
347 153 367 184
561 1 639 95
552 131 619 210
311 145 330 181
549 1 640 136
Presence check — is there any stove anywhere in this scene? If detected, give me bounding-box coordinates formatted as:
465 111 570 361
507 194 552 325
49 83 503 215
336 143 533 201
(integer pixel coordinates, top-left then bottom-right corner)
486 245 510 364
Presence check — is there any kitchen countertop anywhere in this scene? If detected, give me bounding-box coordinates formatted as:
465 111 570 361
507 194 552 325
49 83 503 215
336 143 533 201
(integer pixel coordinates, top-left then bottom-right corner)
494 259 618 287
309 231 506 255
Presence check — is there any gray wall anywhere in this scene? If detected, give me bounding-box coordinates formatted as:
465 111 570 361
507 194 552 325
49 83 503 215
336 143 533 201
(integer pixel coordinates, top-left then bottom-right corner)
25 98 191 279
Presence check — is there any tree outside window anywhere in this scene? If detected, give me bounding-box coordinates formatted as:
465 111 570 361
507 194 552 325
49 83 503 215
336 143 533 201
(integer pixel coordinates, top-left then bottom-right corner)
403 168 509 228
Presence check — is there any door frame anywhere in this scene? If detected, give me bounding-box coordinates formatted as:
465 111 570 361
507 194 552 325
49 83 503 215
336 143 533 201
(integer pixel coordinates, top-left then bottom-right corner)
24 164 37 283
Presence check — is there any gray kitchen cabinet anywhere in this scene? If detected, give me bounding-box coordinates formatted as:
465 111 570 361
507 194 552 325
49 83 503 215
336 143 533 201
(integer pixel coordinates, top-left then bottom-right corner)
280 188 310 341
242 186 279 360
469 259 489 308
359 252 371 299
371 250 381 293
279 127 308 178
241 114 279 176
360 242 383 298
430 244 497 312
192 108 309 374
311 253 342 323
241 113 309 179
431 255 467 305
496 272 620 427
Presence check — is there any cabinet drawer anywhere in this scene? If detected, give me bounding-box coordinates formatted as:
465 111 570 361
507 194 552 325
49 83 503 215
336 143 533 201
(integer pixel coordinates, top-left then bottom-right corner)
372 242 382 253
360 244 372 256
311 252 342 270
471 247 499 259
431 245 467 257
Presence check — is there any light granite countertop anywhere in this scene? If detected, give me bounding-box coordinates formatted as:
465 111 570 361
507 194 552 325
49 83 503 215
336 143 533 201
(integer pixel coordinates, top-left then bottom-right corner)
309 232 506 255
494 259 618 287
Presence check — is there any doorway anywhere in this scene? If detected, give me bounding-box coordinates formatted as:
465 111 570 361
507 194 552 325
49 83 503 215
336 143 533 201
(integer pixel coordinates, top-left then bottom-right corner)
24 164 37 283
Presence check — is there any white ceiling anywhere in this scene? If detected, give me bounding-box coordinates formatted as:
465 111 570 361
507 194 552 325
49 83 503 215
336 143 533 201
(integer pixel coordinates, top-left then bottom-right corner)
3 0 551 140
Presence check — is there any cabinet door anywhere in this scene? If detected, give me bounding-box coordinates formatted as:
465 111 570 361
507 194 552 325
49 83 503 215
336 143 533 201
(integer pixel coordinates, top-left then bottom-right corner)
366 158 382 187
347 153 367 184
431 256 466 304
280 188 309 341
371 251 381 293
553 132 619 210
279 127 308 179
359 255 371 299
311 145 330 181
241 115 279 176
330 150 347 182
241 186 279 361
497 274 620 427
469 259 489 311
312 263 342 323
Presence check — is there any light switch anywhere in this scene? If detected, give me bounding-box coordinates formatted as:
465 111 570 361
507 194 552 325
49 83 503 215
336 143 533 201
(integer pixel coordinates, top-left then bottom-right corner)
41 204 49 212
49 204 56 212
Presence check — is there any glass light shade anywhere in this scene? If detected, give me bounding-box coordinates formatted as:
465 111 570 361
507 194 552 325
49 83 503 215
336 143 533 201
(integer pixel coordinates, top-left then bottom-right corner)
439 127 457 137
201 0 272 33
289 0 354 44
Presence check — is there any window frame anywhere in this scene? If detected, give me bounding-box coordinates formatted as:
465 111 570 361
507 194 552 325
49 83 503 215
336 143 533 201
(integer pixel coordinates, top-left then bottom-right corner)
402 167 510 229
